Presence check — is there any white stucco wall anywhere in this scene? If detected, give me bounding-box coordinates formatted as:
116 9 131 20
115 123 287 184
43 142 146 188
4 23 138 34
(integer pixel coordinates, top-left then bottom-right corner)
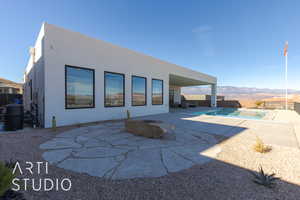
38 23 216 128
23 24 45 126
43 24 170 128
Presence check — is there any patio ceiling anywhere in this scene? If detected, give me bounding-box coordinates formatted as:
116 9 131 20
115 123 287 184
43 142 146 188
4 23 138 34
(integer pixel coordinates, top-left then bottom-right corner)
169 74 212 87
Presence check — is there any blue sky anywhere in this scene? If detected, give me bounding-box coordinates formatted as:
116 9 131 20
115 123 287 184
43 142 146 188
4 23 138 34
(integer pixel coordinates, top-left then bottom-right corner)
0 0 299 89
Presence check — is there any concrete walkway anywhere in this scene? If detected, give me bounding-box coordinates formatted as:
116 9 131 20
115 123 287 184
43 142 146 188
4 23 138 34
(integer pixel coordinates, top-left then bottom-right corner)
140 109 299 148
40 108 299 180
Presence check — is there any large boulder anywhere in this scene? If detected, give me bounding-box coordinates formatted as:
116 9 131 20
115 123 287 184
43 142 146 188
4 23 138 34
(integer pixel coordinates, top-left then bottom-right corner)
125 120 166 138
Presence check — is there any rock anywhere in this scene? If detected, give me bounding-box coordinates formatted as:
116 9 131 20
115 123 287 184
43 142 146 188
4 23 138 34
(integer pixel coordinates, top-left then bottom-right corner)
58 158 119 177
161 149 194 172
84 139 111 148
112 148 167 179
73 147 129 158
40 138 81 150
125 120 166 138
42 149 73 164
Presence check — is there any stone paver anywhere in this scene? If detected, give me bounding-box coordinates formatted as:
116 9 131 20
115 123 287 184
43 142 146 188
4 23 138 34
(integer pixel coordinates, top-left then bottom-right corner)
40 138 82 149
74 147 129 158
84 139 110 148
112 148 167 179
161 149 194 172
58 157 119 177
42 149 73 164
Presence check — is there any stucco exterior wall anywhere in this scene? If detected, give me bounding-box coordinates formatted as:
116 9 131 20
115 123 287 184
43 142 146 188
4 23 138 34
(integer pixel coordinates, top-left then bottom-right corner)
43 23 172 128
23 23 216 128
23 25 45 126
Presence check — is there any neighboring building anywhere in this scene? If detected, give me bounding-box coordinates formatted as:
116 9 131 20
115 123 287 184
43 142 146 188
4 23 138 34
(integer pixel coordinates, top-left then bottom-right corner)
24 23 217 128
182 94 225 101
0 78 22 94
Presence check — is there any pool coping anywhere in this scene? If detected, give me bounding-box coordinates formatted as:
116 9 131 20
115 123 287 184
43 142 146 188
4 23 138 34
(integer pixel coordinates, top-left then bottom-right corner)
180 108 283 123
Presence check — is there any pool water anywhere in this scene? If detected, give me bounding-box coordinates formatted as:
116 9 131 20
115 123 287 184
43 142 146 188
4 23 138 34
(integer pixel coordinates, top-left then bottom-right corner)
192 108 266 120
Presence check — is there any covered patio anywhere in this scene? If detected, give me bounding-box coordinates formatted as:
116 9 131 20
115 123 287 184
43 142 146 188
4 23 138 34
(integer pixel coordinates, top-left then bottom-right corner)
169 73 217 108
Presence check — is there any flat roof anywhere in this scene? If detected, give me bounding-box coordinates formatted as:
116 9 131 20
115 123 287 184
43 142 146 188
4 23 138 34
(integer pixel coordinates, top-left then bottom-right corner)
44 23 217 85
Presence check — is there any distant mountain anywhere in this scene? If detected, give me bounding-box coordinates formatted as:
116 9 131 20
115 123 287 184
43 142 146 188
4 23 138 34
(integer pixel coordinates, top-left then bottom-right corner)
182 86 300 103
182 86 300 96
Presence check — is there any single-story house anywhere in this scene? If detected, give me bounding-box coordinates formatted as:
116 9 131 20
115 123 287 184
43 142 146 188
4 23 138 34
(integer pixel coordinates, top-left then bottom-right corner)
0 78 22 94
23 23 217 128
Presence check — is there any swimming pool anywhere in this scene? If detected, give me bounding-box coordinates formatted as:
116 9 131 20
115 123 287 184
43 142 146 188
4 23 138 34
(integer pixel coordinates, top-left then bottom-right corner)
192 108 267 120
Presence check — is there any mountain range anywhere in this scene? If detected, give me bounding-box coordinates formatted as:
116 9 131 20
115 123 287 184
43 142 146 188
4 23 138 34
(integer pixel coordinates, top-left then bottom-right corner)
182 86 300 101
182 86 300 95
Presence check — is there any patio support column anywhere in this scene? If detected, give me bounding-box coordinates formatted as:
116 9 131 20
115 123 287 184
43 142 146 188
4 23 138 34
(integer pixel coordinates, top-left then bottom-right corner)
211 84 217 107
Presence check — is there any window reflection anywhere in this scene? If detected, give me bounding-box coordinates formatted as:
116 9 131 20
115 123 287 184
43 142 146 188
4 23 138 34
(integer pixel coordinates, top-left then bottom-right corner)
152 79 163 105
105 72 125 107
66 66 94 109
132 76 146 106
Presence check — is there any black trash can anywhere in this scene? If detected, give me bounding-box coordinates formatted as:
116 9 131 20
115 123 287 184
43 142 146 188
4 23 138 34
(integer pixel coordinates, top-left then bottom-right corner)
4 104 24 131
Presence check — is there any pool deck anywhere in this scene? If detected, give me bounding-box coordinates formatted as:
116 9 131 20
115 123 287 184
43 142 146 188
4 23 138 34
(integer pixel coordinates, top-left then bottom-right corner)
155 107 300 148
274 109 300 148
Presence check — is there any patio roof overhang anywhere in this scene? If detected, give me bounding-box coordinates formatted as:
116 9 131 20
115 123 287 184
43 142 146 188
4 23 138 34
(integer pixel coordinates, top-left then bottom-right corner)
169 74 216 87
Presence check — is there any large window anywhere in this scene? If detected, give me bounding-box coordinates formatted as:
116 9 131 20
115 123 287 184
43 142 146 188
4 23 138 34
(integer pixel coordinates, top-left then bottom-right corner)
105 72 125 107
152 79 163 105
132 76 147 106
65 65 94 109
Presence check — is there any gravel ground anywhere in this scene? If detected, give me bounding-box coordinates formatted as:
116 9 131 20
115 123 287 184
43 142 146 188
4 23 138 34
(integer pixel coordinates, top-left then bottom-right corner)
1 124 300 200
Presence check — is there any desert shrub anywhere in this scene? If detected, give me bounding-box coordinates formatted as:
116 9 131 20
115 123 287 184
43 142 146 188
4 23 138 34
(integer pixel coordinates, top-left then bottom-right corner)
0 161 14 197
255 101 264 108
251 166 278 188
253 137 272 153
127 110 131 119
4 160 17 170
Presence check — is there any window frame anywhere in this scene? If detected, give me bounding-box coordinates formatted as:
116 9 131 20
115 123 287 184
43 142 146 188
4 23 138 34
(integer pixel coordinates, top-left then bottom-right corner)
151 78 164 105
131 75 147 106
65 65 95 109
104 71 125 107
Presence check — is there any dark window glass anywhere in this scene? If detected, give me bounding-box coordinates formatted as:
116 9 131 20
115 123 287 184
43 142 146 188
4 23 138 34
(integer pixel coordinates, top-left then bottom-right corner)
152 79 163 105
132 76 146 106
29 80 32 100
65 66 94 109
105 72 125 107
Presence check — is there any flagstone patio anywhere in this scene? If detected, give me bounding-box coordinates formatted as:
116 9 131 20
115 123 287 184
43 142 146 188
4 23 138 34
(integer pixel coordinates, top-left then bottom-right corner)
40 120 219 179
40 108 299 180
